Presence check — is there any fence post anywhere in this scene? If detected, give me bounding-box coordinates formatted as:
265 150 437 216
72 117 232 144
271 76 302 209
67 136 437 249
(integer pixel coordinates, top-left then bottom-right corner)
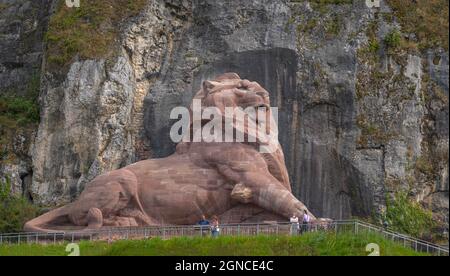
53 233 56 244
238 225 240 236
257 224 260 235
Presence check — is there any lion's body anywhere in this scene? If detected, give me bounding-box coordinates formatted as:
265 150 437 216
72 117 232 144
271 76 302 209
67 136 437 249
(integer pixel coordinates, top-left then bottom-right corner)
24 73 314 232
132 153 234 225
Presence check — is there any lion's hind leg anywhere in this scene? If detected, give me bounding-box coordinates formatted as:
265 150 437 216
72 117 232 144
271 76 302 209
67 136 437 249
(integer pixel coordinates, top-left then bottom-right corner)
102 208 158 227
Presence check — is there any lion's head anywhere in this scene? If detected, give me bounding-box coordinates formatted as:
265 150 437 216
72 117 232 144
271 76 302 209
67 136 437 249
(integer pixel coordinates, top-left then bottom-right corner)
193 72 271 113
180 73 291 191
190 73 276 147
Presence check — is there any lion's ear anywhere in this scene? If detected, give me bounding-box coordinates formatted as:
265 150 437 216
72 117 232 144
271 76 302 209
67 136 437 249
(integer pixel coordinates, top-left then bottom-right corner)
203 80 219 94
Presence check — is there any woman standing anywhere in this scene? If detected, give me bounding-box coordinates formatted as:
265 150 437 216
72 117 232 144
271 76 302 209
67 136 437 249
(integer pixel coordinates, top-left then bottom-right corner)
301 209 311 233
210 216 220 238
290 213 299 235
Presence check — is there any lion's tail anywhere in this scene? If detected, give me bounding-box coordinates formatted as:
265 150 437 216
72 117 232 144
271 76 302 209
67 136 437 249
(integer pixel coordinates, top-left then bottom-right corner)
23 205 72 233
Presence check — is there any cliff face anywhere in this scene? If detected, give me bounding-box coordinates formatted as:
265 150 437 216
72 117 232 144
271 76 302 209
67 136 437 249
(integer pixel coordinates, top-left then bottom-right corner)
0 0 52 197
0 0 448 226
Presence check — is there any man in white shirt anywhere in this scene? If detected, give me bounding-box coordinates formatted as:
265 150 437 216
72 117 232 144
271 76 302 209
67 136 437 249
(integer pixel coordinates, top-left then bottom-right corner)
302 209 311 233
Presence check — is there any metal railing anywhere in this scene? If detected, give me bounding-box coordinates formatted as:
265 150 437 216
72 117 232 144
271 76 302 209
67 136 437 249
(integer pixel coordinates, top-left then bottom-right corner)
353 221 449 256
0 220 448 256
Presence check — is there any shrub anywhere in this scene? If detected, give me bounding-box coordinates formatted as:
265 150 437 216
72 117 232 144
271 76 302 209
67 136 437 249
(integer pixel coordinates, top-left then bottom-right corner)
384 29 402 49
368 39 380 53
0 96 40 126
0 178 41 233
382 191 435 238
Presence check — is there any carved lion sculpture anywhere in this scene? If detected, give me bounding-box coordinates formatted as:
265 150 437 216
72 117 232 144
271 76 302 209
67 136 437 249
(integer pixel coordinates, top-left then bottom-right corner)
24 73 315 232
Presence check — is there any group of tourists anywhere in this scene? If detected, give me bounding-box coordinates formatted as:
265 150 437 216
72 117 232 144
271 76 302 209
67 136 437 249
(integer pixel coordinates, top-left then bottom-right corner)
197 215 220 237
289 210 311 235
196 210 311 237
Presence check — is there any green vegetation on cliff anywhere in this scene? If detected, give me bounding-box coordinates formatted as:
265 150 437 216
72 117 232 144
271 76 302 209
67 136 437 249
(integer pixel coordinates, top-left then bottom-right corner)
0 232 428 256
0 96 39 128
0 72 40 162
0 178 41 233
382 191 435 239
304 0 353 13
0 70 40 126
386 0 449 50
45 0 146 69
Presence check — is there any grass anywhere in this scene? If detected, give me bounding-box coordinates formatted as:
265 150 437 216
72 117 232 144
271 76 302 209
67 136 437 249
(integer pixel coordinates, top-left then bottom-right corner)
45 0 146 71
325 15 343 37
0 232 429 256
386 0 449 50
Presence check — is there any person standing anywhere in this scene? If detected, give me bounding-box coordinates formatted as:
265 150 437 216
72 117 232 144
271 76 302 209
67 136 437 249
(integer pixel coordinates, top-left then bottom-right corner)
290 214 299 235
302 209 311 233
197 214 210 236
198 215 210 226
210 215 220 238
